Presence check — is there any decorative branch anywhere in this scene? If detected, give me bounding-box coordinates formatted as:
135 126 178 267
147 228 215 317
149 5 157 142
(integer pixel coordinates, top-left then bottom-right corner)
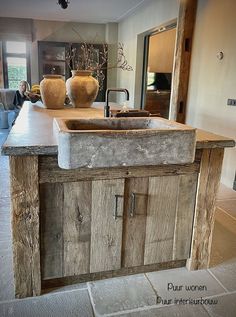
65 36 133 91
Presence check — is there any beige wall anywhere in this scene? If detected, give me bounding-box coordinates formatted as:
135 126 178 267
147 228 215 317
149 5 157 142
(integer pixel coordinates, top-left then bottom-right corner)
187 0 236 188
117 0 178 106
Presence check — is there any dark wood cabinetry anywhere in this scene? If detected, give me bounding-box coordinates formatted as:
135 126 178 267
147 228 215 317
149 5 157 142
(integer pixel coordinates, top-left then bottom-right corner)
38 41 107 101
145 90 171 119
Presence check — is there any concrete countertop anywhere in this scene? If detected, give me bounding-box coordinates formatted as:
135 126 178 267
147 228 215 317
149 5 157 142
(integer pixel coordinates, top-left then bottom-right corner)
1 101 235 156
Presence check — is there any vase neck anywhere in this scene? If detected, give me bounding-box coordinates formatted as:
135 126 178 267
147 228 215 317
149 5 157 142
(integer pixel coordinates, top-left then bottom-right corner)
71 70 92 76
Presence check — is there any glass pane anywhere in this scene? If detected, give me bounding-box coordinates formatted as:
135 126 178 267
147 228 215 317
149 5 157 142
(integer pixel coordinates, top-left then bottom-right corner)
7 57 27 89
43 61 65 75
6 41 26 54
42 47 65 60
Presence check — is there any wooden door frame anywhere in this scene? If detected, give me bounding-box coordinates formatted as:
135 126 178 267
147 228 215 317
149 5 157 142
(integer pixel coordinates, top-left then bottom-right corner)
140 21 177 112
169 0 198 123
139 0 198 123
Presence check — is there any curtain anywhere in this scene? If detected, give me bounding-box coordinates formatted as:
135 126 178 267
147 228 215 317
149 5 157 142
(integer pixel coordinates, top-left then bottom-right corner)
0 18 33 42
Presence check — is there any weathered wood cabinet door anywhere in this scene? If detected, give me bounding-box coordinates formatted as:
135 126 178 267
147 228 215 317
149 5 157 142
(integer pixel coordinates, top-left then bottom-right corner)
122 173 198 267
144 174 198 264
90 179 125 273
41 179 125 278
40 181 92 279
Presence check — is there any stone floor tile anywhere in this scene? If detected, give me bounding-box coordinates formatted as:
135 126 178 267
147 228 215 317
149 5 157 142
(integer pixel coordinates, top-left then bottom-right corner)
217 183 236 200
209 258 236 292
113 304 210 317
0 255 14 301
203 293 236 317
88 274 158 316
146 267 225 305
216 200 236 219
210 209 236 267
0 289 94 317
0 179 10 198
0 197 11 212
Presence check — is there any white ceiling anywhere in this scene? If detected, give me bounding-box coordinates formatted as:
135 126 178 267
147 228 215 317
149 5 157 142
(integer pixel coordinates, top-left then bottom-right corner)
0 0 148 23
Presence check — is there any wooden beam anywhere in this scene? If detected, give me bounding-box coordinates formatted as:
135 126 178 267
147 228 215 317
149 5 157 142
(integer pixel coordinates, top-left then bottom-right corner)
10 156 41 298
170 0 198 123
42 260 186 291
187 148 224 270
39 156 200 184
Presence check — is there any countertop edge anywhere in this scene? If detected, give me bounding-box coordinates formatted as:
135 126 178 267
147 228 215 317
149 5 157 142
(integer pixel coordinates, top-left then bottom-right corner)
1 102 235 156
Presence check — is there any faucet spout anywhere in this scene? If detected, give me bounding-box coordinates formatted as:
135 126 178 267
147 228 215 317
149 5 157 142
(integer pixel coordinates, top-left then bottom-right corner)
104 88 130 117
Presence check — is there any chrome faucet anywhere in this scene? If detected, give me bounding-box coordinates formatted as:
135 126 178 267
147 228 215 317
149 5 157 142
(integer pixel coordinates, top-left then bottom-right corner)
104 88 130 117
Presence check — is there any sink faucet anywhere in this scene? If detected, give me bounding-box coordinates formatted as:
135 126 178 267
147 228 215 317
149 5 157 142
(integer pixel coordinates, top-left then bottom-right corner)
104 88 130 117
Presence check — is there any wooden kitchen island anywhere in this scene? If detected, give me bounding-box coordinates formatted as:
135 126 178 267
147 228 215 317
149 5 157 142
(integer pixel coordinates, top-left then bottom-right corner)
2 102 235 298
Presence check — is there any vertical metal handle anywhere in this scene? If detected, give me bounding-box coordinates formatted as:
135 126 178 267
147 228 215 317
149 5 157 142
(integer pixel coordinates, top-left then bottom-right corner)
114 195 123 220
129 192 136 217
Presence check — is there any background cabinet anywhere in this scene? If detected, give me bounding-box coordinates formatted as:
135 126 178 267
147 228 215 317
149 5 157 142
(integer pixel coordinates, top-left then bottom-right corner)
38 41 107 102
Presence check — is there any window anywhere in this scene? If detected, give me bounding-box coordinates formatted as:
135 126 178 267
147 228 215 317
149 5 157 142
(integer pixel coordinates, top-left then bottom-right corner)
3 41 30 89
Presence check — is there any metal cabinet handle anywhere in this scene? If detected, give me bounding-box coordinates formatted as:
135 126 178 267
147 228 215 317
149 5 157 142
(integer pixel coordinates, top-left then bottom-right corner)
114 195 123 220
129 192 148 217
129 192 136 217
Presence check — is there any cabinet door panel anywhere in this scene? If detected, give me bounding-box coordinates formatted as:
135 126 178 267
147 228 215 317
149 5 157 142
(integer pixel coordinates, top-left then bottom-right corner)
122 177 149 267
90 179 124 273
40 183 64 279
173 174 198 260
144 176 179 264
63 181 92 276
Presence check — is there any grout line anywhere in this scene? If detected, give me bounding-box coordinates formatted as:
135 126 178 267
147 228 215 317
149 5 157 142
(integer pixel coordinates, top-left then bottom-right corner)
201 304 212 317
203 289 236 299
207 269 230 293
144 273 162 305
216 206 236 221
87 282 98 317
104 302 176 317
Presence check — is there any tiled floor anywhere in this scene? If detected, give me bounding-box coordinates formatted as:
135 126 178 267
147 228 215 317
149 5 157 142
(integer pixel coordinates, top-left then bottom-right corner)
0 128 236 317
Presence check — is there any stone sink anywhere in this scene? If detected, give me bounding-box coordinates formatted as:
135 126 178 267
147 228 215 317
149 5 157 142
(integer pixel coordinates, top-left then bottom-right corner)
54 117 196 169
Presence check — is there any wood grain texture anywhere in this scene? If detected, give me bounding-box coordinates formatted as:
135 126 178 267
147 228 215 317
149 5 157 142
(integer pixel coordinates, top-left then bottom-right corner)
122 177 149 267
170 0 198 123
39 156 200 184
187 148 224 270
144 176 179 264
10 156 41 298
40 183 64 279
63 181 92 276
90 179 124 273
173 173 198 260
42 260 186 290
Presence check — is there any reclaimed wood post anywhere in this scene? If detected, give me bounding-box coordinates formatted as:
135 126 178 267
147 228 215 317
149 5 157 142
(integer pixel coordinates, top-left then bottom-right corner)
10 156 41 298
169 0 198 123
187 148 224 270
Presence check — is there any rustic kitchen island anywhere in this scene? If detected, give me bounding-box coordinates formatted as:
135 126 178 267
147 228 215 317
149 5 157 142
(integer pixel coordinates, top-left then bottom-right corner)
2 101 235 298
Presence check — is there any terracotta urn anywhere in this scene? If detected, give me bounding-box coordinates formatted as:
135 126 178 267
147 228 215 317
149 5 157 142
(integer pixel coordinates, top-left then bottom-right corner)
66 70 99 108
40 75 66 109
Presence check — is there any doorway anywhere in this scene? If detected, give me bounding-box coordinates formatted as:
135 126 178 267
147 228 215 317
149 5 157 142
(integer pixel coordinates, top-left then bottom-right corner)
141 24 176 119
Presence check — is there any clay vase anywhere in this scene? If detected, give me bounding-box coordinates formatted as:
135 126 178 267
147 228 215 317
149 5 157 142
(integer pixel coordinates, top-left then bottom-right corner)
66 70 99 108
40 75 66 109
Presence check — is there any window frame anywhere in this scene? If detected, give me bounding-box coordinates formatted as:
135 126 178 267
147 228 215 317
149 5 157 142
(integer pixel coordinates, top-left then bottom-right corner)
2 40 31 88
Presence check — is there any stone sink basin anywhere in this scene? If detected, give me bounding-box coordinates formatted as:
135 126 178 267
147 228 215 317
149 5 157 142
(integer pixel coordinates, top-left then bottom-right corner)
54 117 196 169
